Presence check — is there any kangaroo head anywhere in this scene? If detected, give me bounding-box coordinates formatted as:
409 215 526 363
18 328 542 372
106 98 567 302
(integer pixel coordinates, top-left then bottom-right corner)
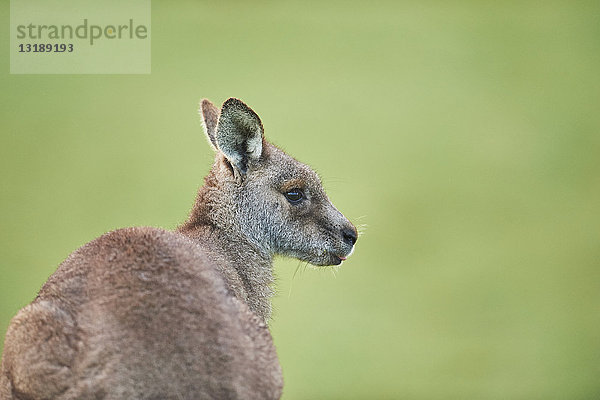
199 98 357 266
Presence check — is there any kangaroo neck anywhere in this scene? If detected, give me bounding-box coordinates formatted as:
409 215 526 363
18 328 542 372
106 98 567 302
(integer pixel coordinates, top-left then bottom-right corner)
177 223 275 321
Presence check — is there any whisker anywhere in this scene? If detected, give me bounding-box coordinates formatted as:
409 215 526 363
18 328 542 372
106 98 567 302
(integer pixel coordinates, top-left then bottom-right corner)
354 219 368 237
288 261 303 298
293 261 303 280
288 260 313 298
330 266 338 278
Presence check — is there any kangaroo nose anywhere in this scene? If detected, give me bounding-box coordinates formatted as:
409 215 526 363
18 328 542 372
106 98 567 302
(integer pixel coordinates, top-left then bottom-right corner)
342 227 358 246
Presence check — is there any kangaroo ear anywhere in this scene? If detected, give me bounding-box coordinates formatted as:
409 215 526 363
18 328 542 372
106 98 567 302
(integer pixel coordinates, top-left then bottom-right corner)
200 99 219 149
215 98 264 178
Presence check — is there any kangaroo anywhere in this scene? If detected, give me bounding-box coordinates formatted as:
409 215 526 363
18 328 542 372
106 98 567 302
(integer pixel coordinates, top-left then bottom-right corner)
0 98 357 400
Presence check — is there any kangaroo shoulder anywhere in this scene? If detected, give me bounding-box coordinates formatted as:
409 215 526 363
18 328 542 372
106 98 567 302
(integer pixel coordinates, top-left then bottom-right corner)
44 226 217 289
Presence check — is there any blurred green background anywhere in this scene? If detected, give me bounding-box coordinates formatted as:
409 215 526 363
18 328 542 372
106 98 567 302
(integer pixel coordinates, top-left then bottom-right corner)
1 1 599 399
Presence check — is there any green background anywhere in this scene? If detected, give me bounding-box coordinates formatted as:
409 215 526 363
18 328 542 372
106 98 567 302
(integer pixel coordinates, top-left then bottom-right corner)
1 1 599 399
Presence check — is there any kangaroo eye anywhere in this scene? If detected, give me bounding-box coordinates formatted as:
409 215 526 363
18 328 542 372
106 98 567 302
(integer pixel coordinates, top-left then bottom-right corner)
285 189 304 204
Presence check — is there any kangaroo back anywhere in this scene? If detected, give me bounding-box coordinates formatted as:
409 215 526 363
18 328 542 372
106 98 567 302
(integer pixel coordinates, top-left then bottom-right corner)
1 227 282 399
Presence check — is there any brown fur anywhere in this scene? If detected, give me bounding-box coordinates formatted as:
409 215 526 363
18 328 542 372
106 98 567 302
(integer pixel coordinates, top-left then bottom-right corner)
0 98 357 400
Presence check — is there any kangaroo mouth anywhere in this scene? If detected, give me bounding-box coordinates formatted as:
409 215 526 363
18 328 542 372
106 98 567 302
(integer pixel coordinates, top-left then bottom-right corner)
299 245 354 267
335 245 354 264
331 256 343 266
303 252 341 266
323 248 354 266
334 253 350 265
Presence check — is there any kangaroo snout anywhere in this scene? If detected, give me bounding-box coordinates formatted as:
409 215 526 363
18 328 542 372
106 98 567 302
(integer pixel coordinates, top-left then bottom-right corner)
316 203 357 265
332 222 357 265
